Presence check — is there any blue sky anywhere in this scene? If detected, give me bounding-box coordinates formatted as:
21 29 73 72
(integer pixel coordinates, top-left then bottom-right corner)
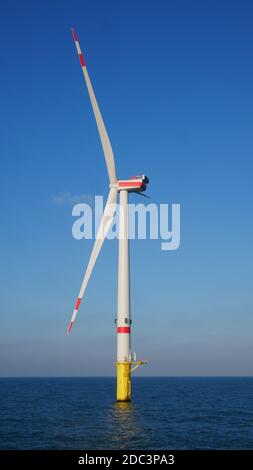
1 0 253 376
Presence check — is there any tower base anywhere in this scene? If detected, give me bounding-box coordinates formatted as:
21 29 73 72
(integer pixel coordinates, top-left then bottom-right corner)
116 362 131 401
116 360 147 401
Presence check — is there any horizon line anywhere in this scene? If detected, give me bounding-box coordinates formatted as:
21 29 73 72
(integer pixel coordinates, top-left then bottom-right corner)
1 375 253 379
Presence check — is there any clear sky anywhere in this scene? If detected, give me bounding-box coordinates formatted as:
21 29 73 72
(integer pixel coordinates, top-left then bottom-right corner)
1 0 253 376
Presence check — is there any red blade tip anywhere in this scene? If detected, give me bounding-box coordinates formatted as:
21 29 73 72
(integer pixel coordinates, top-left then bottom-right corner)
67 321 74 335
72 27 78 42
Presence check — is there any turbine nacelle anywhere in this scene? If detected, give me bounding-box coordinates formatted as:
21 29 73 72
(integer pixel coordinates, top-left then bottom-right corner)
117 175 149 192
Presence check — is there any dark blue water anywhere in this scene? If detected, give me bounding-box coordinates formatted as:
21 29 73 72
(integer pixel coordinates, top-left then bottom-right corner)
0 377 253 449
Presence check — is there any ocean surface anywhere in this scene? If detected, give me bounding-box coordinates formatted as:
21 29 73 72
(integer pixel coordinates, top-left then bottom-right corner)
0 377 253 450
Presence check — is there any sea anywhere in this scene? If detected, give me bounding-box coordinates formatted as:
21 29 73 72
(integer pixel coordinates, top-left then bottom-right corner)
0 377 253 450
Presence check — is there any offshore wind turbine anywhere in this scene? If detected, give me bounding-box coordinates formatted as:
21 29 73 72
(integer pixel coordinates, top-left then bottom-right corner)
67 28 149 401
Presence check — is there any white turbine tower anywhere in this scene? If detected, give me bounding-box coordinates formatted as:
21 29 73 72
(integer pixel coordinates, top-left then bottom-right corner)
68 28 148 401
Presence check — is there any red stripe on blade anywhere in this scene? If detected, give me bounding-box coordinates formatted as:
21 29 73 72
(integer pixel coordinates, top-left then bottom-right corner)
75 297 81 310
72 28 78 42
79 53 85 67
67 322 73 335
117 327 130 334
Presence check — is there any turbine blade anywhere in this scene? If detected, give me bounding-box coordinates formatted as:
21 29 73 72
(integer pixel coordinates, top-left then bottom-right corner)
67 187 118 334
72 28 117 185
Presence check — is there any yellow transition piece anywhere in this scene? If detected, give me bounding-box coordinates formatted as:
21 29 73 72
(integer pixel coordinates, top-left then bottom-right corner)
116 362 131 401
116 361 147 401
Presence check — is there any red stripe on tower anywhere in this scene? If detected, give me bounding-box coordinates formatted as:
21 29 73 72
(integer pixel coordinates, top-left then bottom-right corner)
79 54 86 67
117 327 130 334
75 297 81 310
